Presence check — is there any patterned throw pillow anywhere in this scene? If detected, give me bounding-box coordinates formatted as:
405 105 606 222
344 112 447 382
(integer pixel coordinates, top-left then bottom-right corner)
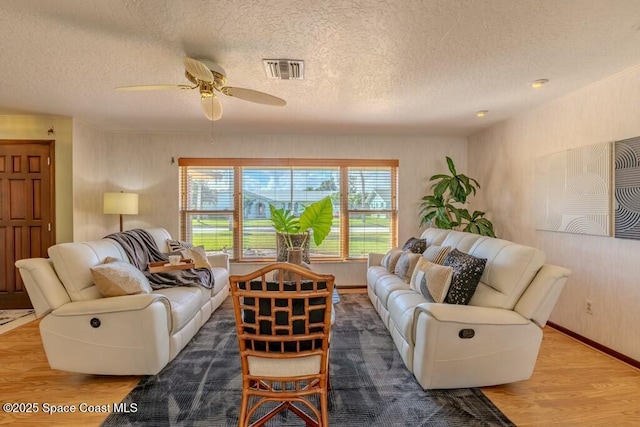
422 245 451 265
443 249 487 305
381 248 403 272
393 251 422 283
167 239 194 252
401 237 427 254
180 246 212 269
410 257 453 303
91 261 152 297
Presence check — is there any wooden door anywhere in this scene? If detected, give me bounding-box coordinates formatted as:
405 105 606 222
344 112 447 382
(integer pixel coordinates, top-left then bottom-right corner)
0 140 55 308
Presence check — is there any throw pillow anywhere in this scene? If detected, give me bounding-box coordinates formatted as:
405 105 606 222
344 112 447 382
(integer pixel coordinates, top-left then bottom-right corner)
180 246 212 269
443 249 487 305
393 251 422 283
410 258 453 301
166 239 194 252
381 248 403 272
401 237 427 254
422 245 451 265
91 261 152 297
418 259 454 303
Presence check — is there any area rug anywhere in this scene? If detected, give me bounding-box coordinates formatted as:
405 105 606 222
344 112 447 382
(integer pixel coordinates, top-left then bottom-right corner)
0 309 34 326
103 294 514 426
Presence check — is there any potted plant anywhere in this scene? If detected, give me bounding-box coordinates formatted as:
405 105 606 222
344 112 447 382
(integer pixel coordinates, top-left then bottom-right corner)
419 157 496 237
269 196 334 264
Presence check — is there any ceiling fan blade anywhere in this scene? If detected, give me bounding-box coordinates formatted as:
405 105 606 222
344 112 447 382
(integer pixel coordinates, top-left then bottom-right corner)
115 84 194 91
201 95 223 121
184 57 214 82
220 87 286 106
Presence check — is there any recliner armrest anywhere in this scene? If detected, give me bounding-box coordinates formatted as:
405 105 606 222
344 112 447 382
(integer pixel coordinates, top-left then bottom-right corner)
368 253 385 269
514 264 571 327
51 294 170 317
415 303 530 326
207 253 230 270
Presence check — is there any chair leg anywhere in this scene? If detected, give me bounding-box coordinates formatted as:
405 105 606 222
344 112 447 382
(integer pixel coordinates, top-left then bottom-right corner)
239 388 250 427
319 390 329 427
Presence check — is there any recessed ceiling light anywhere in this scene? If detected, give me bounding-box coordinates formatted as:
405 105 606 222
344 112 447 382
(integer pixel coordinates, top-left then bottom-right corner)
531 79 549 89
476 110 488 118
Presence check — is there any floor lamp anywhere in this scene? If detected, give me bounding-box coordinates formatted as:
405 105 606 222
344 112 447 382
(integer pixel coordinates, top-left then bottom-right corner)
103 192 139 232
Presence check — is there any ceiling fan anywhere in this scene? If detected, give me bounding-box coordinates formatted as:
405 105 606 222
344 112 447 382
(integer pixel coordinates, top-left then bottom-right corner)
116 57 286 121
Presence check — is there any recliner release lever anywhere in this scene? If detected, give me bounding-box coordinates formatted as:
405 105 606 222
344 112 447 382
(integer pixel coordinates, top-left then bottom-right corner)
458 329 475 339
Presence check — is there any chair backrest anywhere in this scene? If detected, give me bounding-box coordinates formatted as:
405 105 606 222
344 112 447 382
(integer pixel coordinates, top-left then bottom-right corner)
229 263 335 373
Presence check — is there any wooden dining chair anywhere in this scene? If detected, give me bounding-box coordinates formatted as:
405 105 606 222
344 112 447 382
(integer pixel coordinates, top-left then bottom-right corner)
229 262 335 427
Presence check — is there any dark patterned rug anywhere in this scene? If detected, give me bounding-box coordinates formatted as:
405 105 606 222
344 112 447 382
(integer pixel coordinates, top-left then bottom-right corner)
102 294 514 426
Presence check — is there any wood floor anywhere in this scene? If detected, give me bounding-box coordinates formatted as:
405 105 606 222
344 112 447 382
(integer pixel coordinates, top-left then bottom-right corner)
1 291 639 426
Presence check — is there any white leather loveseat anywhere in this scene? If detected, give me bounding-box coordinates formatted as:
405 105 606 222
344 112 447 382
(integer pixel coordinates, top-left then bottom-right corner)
15 228 230 375
367 228 571 390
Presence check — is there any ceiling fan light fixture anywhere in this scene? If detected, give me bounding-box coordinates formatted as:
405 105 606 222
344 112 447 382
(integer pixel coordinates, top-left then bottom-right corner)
201 94 222 121
263 59 304 80
531 78 549 89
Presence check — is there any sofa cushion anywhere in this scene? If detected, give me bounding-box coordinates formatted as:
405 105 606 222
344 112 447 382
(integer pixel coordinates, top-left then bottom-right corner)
48 240 129 301
375 275 411 309
90 261 152 297
401 237 427 254
440 230 488 254
210 267 230 296
422 245 451 265
468 237 546 309
443 249 487 305
387 290 429 346
410 258 453 303
419 227 451 247
381 248 403 272
152 286 204 333
393 251 421 283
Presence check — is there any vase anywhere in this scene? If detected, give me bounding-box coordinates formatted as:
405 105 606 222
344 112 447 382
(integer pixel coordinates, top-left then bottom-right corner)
281 247 311 281
287 247 304 265
276 232 310 264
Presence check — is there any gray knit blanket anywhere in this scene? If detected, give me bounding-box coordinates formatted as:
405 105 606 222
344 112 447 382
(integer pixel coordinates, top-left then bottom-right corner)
105 229 214 290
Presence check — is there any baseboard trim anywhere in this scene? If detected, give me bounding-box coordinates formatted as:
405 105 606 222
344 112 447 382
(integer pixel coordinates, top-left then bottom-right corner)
547 321 640 370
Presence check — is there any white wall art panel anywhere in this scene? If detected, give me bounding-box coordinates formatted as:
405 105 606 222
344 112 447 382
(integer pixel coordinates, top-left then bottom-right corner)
614 136 640 239
534 142 611 236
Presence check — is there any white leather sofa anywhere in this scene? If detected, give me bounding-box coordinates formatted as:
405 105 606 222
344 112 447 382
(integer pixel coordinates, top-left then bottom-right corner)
367 228 571 390
15 227 230 376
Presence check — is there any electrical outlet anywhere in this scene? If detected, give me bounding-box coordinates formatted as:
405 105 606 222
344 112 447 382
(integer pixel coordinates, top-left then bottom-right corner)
585 299 593 315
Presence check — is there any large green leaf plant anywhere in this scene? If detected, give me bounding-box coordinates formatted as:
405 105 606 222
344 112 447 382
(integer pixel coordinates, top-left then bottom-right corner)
269 196 334 249
419 157 496 237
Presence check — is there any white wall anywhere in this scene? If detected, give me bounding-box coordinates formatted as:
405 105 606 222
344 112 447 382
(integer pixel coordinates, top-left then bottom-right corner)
72 119 110 241
73 131 467 285
468 65 640 361
0 115 73 243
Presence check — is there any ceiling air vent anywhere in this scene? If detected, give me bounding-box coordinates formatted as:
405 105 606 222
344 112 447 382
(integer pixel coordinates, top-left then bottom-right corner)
263 59 304 80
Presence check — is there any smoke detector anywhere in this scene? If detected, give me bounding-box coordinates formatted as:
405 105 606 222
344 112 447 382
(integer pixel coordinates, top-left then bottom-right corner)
263 59 304 80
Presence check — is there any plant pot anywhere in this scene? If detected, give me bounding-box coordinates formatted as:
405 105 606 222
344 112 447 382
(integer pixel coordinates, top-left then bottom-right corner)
276 232 310 263
281 247 311 281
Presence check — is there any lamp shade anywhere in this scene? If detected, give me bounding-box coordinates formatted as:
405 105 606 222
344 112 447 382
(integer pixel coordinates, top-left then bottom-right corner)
103 192 139 215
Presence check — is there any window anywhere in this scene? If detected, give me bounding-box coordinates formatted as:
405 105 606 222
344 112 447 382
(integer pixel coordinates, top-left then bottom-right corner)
179 158 398 261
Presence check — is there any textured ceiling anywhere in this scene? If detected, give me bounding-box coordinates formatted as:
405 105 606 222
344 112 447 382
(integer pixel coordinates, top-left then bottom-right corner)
1 0 640 136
